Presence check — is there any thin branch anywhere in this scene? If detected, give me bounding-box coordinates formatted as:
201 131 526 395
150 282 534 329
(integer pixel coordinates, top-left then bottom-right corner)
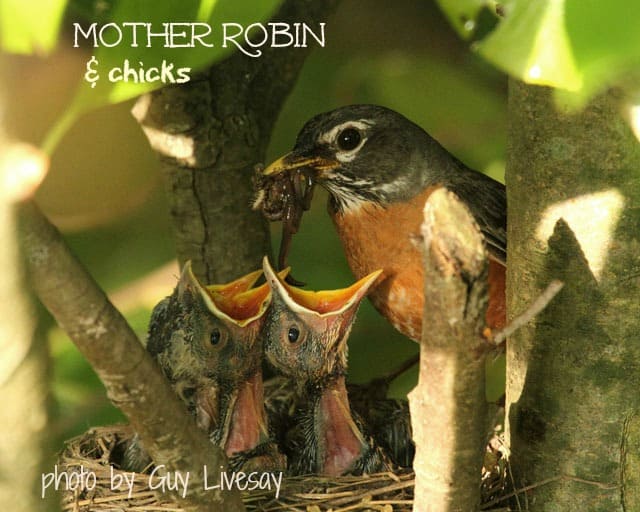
490 280 564 346
18 201 243 512
382 354 420 384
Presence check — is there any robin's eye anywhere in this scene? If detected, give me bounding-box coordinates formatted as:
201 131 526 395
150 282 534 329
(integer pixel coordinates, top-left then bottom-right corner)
210 328 221 346
337 128 361 151
287 326 300 343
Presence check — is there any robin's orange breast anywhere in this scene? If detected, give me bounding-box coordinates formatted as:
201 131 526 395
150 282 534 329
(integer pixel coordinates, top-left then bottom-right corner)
331 187 506 342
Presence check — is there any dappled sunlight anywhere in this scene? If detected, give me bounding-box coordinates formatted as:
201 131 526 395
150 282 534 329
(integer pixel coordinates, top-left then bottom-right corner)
535 189 625 281
131 94 199 165
137 123 198 164
109 260 180 312
0 142 48 202
628 103 640 143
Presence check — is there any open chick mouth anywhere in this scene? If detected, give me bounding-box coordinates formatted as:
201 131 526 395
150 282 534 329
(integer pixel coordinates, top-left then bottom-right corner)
252 164 316 285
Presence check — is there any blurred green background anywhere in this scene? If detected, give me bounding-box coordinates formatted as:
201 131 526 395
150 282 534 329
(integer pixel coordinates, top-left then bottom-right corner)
2 0 508 454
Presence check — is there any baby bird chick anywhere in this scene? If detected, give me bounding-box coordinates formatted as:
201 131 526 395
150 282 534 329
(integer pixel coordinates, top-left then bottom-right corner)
124 262 283 472
261 257 390 476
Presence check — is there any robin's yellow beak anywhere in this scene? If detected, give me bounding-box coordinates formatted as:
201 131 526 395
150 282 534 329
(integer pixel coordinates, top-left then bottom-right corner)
261 152 339 177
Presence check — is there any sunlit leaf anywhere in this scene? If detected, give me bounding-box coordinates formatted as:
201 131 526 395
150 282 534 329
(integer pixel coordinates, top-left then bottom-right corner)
196 0 218 23
441 0 640 108
75 0 281 106
0 0 68 54
43 0 283 153
477 0 582 91
559 0 640 108
66 0 117 24
434 0 487 39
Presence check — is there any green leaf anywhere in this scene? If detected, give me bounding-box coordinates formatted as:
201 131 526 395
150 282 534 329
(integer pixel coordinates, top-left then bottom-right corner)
560 0 640 108
445 0 640 108
477 0 582 91
66 0 117 25
0 0 68 54
74 0 281 106
73 0 202 108
434 0 487 39
43 0 283 153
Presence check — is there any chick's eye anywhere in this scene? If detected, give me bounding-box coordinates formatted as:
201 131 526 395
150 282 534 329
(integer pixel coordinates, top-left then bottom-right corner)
337 128 361 151
287 326 300 343
210 328 222 346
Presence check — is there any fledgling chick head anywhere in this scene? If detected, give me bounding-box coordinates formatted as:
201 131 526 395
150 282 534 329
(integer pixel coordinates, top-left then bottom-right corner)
147 263 270 386
262 257 382 384
176 262 273 383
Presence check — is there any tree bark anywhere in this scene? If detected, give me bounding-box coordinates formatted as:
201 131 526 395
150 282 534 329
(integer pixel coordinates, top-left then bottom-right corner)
505 81 640 510
408 188 490 512
19 201 243 512
133 0 338 284
0 146 54 512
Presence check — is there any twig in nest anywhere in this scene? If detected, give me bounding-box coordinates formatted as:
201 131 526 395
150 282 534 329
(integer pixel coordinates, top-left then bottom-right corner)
481 473 618 508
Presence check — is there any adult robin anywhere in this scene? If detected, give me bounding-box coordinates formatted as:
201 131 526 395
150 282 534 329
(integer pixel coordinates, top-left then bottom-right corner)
261 257 391 476
123 262 284 472
256 104 506 342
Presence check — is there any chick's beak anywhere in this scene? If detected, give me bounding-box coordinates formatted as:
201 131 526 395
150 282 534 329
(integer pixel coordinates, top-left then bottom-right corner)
208 268 290 327
207 269 263 298
288 269 383 315
262 151 339 177
263 256 383 317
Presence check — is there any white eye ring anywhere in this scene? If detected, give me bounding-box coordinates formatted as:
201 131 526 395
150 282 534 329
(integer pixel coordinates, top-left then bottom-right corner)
319 119 373 148
319 120 372 162
336 127 362 151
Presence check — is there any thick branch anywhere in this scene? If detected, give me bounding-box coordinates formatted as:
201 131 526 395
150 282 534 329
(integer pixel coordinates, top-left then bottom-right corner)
133 0 338 284
0 144 54 511
18 201 243 512
408 188 490 512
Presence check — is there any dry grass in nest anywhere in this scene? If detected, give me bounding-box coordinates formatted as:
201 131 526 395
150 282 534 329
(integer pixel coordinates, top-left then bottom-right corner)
59 425 510 511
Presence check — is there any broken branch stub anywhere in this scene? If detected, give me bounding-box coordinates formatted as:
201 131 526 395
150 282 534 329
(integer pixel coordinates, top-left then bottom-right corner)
409 187 490 512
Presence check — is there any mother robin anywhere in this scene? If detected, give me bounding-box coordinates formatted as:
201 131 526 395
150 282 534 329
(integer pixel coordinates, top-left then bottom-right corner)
258 104 506 341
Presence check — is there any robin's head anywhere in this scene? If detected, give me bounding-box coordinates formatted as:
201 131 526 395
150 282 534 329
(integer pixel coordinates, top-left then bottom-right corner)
261 257 382 386
262 105 442 213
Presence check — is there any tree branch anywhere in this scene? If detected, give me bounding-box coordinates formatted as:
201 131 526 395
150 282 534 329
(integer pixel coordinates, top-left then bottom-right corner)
132 0 339 284
408 188 491 512
0 143 54 511
18 201 243 512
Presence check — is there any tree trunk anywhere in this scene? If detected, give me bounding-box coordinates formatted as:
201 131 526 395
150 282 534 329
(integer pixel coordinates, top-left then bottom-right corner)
505 81 640 510
133 0 338 284
0 145 54 512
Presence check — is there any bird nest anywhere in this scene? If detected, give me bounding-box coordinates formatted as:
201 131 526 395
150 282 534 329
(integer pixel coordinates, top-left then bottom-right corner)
59 425 510 511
